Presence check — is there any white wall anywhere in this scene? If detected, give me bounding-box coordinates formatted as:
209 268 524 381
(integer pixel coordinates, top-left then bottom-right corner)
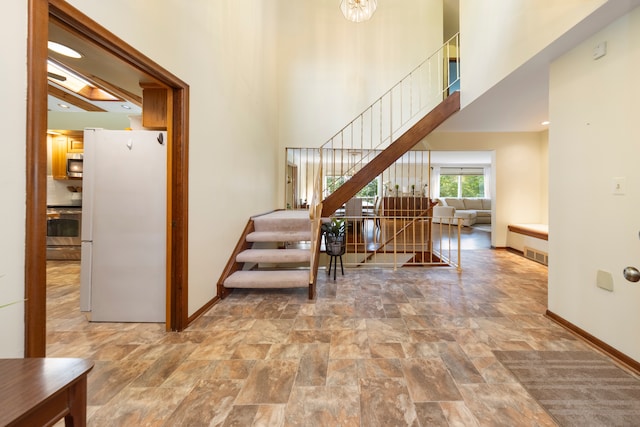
459 0 606 108
549 7 640 361
425 131 548 247
0 2 27 357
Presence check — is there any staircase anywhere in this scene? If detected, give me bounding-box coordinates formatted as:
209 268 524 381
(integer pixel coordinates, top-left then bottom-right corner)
218 210 316 299
218 35 461 298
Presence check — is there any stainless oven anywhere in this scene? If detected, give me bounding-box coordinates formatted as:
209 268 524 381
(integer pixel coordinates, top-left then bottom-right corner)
47 206 82 260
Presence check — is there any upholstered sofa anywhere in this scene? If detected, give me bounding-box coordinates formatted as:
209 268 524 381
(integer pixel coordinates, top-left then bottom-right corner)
432 198 492 226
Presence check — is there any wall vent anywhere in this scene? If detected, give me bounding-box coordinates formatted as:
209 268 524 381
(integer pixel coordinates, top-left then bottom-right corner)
524 246 548 266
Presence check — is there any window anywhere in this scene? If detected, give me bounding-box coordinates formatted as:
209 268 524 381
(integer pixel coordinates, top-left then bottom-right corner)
325 176 379 198
325 176 346 194
357 179 378 198
439 168 485 198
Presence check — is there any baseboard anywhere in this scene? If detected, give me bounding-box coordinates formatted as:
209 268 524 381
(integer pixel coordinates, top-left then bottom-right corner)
505 247 522 255
186 295 220 326
546 310 640 376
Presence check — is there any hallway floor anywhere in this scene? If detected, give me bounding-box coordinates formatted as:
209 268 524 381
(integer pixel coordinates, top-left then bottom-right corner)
46 246 609 426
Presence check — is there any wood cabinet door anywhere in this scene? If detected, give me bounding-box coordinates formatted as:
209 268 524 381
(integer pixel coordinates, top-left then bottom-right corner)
67 137 84 153
51 136 68 180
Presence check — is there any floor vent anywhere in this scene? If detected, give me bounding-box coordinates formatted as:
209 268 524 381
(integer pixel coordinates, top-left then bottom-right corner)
524 246 548 266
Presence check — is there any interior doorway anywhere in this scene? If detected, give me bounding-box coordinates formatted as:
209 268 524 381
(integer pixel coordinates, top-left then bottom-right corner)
25 0 189 356
286 164 298 209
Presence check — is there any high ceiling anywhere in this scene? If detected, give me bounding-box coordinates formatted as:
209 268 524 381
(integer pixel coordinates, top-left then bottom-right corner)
47 1 640 135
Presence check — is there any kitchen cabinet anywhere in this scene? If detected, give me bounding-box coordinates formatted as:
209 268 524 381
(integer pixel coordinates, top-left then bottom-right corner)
51 132 83 180
382 197 435 217
51 135 69 180
141 85 169 129
67 136 84 152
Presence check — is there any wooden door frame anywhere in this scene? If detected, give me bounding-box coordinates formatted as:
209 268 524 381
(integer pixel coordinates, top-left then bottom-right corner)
26 0 189 356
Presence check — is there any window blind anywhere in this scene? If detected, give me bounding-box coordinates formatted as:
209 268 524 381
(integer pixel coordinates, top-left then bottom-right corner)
440 167 484 176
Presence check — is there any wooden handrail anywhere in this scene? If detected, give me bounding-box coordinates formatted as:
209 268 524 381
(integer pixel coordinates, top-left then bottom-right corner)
321 92 460 217
308 151 323 298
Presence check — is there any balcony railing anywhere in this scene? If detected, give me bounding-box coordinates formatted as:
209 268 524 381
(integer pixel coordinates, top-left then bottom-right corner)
318 212 462 270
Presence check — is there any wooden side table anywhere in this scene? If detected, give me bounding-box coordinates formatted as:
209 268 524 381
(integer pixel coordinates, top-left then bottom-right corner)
0 358 94 427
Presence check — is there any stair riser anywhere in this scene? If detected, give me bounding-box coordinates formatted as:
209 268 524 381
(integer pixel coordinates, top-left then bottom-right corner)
237 250 310 263
253 218 310 233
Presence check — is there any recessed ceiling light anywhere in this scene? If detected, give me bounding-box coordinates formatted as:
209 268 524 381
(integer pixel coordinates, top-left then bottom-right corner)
58 103 70 109
48 41 82 59
541 121 550 126
121 104 132 110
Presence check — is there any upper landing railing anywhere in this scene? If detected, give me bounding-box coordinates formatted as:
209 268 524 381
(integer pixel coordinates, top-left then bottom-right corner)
318 33 460 199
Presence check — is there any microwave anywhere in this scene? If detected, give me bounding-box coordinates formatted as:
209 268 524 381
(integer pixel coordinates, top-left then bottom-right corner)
66 153 83 178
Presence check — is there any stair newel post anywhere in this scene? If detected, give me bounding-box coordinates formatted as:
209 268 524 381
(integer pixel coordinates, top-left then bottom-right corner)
308 148 324 298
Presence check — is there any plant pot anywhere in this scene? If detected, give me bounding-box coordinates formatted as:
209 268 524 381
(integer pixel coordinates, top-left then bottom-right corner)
325 234 345 256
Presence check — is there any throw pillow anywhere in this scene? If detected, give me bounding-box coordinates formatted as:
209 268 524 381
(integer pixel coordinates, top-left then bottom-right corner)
464 198 483 209
445 198 466 209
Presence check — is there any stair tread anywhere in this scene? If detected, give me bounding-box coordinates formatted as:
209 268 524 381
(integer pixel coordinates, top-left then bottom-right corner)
246 231 311 242
253 210 310 233
224 270 310 289
237 248 311 263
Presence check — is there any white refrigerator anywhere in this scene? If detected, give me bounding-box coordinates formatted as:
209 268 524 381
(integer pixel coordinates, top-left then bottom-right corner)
80 128 166 322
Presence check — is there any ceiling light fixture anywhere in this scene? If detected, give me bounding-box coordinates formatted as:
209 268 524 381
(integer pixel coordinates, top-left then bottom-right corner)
340 0 377 23
541 121 550 126
48 41 82 59
121 105 132 110
57 103 70 109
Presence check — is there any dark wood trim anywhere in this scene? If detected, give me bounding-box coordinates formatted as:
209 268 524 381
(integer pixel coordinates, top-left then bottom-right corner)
26 0 190 354
546 310 640 375
25 0 50 357
217 219 256 299
187 296 220 325
507 224 548 241
169 86 189 331
321 91 460 217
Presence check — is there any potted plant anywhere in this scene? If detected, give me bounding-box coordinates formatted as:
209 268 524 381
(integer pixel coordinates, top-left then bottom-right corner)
321 218 345 255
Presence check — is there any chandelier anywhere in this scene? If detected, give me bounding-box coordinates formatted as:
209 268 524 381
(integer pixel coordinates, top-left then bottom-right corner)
340 0 377 23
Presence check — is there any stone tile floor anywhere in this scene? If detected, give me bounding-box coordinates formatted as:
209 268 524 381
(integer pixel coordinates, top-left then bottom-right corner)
46 248 601 426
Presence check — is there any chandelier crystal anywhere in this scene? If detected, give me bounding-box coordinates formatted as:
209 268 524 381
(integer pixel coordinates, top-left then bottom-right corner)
340 0 377 23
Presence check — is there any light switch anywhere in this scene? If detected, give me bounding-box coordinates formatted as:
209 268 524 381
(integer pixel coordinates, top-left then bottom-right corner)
597 270 614 292
612 177 626 195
